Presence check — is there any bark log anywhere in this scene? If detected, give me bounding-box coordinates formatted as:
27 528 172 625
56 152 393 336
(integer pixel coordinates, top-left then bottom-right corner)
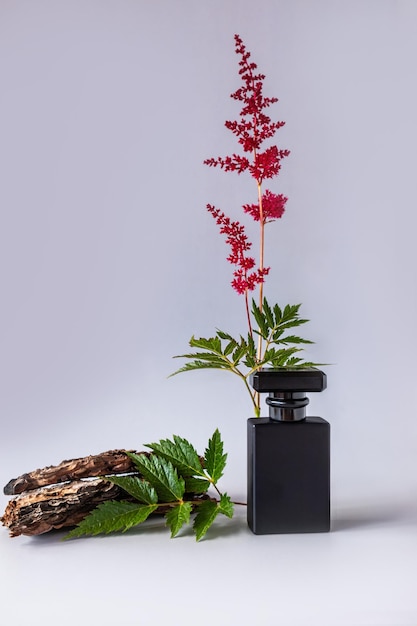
1 449 210 537
1 479 212 537
1 478 125 537
3 449 147 495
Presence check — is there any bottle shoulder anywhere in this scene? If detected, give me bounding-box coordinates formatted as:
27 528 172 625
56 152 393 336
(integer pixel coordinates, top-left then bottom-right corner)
247 416 330 427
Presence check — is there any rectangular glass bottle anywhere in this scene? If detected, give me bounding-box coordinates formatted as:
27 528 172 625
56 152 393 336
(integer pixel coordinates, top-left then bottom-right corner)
247 416 330 534
247 369 330 535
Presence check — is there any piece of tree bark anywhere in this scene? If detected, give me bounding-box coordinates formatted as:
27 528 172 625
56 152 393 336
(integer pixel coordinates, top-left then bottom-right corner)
1 479 212 537
3 449 147 495
2 449 210 538
1 478 125 537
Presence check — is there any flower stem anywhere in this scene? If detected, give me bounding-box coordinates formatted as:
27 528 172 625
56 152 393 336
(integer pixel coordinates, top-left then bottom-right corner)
256 180 265 364
245 290 253 338
243 375 261 416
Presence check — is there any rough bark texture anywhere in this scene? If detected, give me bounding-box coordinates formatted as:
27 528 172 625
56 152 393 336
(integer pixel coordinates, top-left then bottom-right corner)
1 449 209 538
1 479 212 537
1 478 125 537
3 449 147 495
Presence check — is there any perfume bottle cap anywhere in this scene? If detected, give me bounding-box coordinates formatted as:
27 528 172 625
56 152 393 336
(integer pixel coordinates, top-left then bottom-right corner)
250 368 326 393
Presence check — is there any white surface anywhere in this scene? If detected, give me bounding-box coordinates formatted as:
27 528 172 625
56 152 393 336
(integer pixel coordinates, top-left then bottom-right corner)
2 1 417 624
2 498 417 626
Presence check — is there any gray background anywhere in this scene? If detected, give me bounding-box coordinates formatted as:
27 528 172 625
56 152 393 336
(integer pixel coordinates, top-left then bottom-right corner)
1 1 417 624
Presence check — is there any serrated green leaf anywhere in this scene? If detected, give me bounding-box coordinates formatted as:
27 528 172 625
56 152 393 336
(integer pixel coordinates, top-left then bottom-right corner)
271 328 284 341
223 339 238 356
244 334 257 367
216 329 235 342
251 301 269 338
247 333 256 353
169 360 230 376
219 493 234 518
243 353 257 368
173 351 228 363
273 303 283 322
261 347 302 368
286 360 319 369
126 453 185 502
146 435 204 478
193 500 220 541
263 298 274 328
265 346 300 362
189 336 222 353
263 347 277 361
165 501 193 538
105 475 158 504
275 318 309 332
282 303 302 321
64 501 158 539
275 334 314 345
184 476 210 493
232 340 248 365
204 429 227 483
284 357 304 367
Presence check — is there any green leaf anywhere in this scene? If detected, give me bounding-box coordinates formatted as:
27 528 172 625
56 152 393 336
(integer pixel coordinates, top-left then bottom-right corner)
170 332 238 377
165 501 193 537
281 303 302 321
273 302 283 322
243 353 257 368
170 360 229 376
64 501 158 539
146 435 204 478
251 300 269 338
216 329 236 341
260 347 302 368
178 351 224 362
172 351 229 366
274 319 309 332
126 453 185 502
274 334 314 345
219 493 234 518
247 333 256 353
204 429 227 483
243 334 257 368
232 339 248 365
184 476 210 493
284 357 303 367
193 500 220 541
189 335 222 353
105 475 158 504
223 338 238 356
285 359 318 368
263 298 274 329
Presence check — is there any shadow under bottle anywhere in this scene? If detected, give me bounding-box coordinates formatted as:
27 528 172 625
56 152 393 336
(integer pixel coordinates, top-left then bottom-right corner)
247 369 330 534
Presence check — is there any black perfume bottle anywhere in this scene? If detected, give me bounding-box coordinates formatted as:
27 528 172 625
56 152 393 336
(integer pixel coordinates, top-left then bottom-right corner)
247 369 330 534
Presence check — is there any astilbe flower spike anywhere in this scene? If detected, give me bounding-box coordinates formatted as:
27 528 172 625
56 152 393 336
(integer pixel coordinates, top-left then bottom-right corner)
204 34 290 184
207 204 269 294
204 33 289 316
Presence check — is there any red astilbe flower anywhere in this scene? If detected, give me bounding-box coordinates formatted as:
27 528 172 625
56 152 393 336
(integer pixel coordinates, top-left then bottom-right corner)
204 34 289 182
243 189 287 223
204 154 250 174
249 145 290 182
207 204 269 294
